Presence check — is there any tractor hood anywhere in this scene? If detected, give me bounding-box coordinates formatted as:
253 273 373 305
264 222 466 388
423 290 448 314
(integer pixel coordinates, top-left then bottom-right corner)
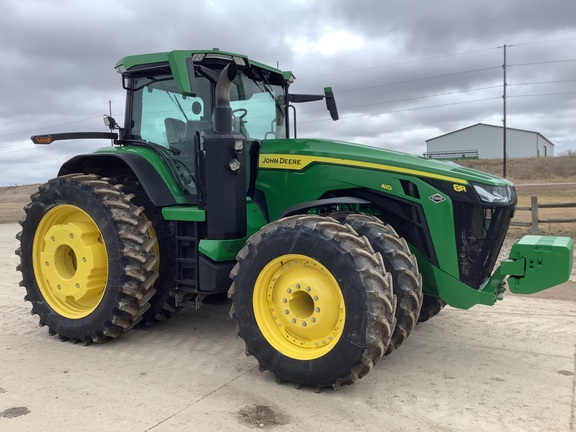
259 138 513 188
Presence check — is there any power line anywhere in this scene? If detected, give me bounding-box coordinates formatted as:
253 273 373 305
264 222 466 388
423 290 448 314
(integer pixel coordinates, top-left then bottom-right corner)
336 66 501 93
299 97 501 124
0 116 105 139
298 37 576 81
0 101 121 127
509 79 576 86
512 36 576 47
298 46 500 80
508 91 576 98
509 58 576 67
299 85 502 114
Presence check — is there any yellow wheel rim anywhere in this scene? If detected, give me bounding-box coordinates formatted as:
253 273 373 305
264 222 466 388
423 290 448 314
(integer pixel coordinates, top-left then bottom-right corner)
142 214 159 271
253 254 345 360
32 205 108 319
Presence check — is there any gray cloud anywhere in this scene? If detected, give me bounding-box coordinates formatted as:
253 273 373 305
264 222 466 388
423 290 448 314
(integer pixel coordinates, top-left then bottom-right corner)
0 0 575 186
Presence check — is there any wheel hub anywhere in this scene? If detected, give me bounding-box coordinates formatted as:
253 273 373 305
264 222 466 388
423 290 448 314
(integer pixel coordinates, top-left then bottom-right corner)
40 222 107 302
33 205 108 318
254 254 345 360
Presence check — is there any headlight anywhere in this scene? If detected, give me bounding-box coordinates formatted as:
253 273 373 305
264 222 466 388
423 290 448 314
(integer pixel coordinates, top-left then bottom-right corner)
473 183 515 204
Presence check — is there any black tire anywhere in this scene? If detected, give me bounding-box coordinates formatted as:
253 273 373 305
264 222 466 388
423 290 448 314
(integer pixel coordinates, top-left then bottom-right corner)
115 176 183 325
16 174 159 344
418 294 447 323
331 213 423 355
229 215 396 389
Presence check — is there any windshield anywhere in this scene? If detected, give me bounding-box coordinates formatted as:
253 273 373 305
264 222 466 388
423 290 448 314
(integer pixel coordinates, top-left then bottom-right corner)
129 70 286 148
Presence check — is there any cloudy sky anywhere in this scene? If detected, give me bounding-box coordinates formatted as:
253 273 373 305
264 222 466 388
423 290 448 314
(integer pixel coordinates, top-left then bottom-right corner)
1 0 575 186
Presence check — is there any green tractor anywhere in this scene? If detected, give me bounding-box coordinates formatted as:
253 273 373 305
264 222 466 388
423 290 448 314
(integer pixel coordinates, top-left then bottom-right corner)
17 50 573 389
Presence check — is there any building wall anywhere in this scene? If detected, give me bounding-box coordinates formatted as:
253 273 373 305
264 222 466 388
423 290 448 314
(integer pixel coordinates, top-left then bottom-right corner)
426 124 553 159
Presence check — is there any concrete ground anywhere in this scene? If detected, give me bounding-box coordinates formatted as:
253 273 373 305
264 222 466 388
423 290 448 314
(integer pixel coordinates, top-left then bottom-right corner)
1 222 575 432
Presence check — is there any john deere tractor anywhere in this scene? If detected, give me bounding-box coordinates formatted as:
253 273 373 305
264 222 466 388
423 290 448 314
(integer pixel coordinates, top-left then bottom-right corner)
17 49 573 389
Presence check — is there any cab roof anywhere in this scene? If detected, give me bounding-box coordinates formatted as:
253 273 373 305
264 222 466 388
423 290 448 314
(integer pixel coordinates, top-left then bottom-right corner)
115 49 295 84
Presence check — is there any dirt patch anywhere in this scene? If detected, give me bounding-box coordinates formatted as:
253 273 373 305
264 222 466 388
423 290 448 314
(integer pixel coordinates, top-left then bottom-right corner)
238 405 289 428
1 407 31 418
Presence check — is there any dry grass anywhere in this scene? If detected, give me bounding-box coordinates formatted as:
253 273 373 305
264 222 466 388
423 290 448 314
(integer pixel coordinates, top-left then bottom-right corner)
509 189 576 237
456 153 576 183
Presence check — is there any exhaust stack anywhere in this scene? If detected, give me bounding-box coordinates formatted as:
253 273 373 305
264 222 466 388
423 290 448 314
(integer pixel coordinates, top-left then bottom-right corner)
201 62 247 240
213 62 237 134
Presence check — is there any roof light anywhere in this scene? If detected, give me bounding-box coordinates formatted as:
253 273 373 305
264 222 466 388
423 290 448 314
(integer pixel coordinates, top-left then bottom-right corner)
192 53 205 62
205 53 234 61
233 56 246 66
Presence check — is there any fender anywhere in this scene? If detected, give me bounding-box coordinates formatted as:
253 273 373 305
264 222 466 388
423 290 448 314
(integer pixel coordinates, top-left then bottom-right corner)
58 153 187 206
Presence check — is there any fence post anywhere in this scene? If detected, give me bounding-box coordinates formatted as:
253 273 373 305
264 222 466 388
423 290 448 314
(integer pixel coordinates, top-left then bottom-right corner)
531 196 539 235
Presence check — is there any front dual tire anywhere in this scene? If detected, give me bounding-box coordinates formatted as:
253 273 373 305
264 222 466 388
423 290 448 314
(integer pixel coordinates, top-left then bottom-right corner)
230 215 396 388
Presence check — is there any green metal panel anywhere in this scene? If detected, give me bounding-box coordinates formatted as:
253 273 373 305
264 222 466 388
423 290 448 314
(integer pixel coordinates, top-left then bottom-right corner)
410 247 499 309
255 138 494 278
162 206 206 222
506 235 574 294
167 51 195 96
198 200 268 261
115 49 293 83
94 146 188 204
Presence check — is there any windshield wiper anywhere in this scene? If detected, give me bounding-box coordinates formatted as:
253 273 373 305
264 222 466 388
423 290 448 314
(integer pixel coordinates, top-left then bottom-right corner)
166 92 189 121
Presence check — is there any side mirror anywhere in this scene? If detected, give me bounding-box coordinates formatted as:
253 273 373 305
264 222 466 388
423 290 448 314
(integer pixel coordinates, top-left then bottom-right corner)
324 87 339 121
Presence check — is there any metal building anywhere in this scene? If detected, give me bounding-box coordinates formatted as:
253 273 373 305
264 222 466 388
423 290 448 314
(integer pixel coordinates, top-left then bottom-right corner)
425 123 555 159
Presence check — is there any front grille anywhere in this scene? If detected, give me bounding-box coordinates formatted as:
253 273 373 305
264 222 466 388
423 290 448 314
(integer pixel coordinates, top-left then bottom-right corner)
453 202 515 288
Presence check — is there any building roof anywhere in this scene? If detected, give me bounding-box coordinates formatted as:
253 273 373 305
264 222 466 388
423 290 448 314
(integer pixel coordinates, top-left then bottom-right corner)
426 123 554 146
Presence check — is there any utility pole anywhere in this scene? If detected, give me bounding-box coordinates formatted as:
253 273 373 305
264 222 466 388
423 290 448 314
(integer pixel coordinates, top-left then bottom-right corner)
502 44 508 178
109 100 114 146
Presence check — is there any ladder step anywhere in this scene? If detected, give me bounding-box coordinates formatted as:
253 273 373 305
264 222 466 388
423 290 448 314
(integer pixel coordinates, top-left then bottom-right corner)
175 221 200 294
